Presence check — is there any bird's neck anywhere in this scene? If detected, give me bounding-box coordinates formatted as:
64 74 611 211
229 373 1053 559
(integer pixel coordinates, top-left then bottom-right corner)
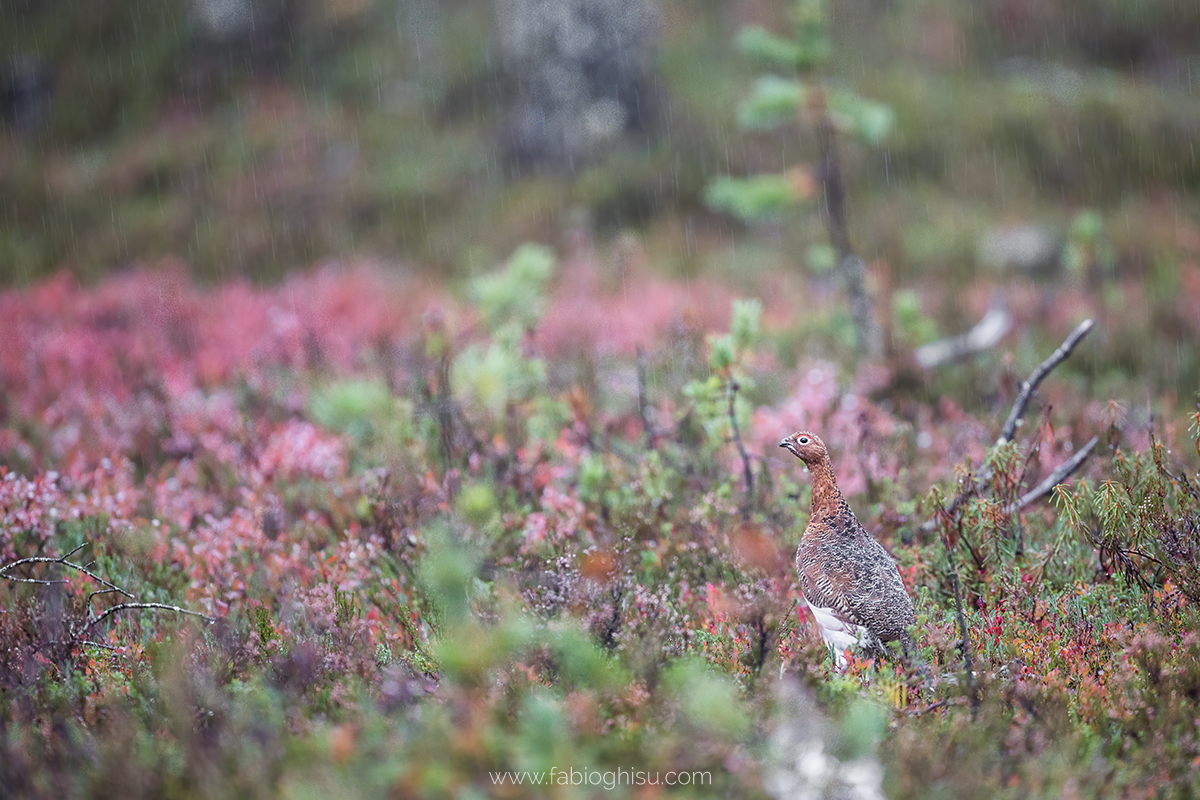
806 459 843 520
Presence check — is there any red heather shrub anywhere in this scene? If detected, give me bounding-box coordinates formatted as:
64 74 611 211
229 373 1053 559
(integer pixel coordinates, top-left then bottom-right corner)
0 261 443 470
522 484 591 552
0 262 447 640
257 420 346 482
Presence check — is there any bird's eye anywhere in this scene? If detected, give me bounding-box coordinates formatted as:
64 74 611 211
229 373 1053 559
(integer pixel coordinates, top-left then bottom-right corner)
799 437 809 444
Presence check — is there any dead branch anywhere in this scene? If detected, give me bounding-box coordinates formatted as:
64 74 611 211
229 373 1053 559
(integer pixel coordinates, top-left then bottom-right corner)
907 697 956 717
84 602 215 633
998 318 1094 446
942 518 979 720
920 320 1097 534
1005 435 1100 515
915 305 1012 369
1 543 215 644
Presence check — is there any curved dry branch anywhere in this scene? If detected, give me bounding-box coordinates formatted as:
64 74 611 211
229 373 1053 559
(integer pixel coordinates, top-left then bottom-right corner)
1006 435 1100 515
84 602 215 634
920 320 1098 535
997 318 1094 446
915 305 1012 369
1 543 216 643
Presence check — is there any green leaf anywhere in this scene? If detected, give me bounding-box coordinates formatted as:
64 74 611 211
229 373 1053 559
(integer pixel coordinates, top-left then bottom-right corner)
805 243 838 274
708 333 736 373
662 657 750 738
827 89 894 144
736 75 807 130
704 174 803 220
418 522 477 625
730 298 763 351
736 26 804 69
790 0 833 69
457 482 498 528
470 243 555 331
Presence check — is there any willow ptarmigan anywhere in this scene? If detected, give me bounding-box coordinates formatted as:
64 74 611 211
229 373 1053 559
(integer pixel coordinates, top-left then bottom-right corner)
779 430 916 670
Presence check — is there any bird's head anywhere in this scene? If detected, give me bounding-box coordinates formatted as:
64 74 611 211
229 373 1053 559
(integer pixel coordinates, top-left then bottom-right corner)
778 430 828 466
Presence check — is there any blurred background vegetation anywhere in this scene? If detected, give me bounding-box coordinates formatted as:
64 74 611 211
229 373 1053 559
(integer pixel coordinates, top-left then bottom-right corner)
3 2 1200 797
5 0 1199 415
2 0 1197 286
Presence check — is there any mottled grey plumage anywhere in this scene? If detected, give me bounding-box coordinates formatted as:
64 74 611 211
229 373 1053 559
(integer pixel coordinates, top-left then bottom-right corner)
779 431 916 667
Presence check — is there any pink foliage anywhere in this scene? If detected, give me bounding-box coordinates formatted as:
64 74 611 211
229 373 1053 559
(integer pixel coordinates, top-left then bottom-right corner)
0 461 139 560
258 420 346 482
523 484 590 551
752 360 892 496
0 262 440 635
753 359 990 497
0 261 439 471
537 253 737 359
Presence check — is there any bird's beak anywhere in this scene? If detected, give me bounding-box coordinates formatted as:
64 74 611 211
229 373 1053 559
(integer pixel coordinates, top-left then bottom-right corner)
779 438 795 455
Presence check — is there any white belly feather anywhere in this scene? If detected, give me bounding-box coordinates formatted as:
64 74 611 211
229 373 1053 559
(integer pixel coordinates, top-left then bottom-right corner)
803 596 874 671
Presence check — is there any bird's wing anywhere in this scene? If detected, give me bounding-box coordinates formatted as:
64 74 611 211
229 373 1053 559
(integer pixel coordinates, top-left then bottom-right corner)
798 532 914 642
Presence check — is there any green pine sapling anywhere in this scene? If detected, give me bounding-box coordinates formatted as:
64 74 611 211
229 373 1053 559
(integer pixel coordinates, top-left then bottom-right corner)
704 0 892 356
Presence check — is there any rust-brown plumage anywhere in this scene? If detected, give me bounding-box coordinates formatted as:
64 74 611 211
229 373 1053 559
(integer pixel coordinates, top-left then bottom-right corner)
779 431 916 668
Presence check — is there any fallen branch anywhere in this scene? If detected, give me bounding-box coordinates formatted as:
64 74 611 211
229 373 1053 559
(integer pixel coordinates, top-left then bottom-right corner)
914 305 1012 369
84 602 214 633
907 697 955 717
1 542 215 644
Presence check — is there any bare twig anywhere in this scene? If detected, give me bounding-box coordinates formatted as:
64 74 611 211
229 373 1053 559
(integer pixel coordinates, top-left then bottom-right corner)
1 543 216 644
1005 435 1100 515
942 521 979 720
998 318 1095 446
908 698 953 716
436 351 455 475
84 602 215 633
0 574 66 585
920 321 1098 534
728 380 754 521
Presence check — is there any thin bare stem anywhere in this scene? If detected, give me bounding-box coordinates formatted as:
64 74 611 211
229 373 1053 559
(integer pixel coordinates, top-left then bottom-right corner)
907 697 954 717
813 102 882 358
943 521 979 720
83 602 215 633
728 380 754 521
2 543 216 644
1 575 67 585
